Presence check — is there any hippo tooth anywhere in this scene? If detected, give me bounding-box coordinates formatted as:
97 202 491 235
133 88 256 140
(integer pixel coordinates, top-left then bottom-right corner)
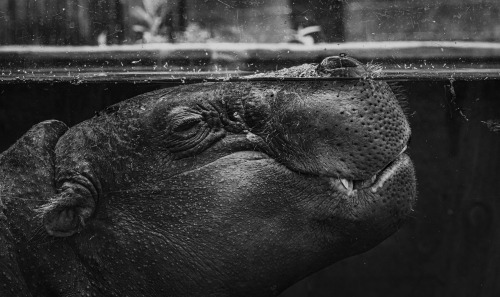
340 178 353 191
370 174 377 184
400 145 408 155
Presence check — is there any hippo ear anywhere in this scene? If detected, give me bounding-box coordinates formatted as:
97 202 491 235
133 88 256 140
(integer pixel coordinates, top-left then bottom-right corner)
38 187 95 237
0 120 68 202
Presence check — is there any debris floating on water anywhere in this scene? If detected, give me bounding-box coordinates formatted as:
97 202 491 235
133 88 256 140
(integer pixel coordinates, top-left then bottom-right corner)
481 119 500 133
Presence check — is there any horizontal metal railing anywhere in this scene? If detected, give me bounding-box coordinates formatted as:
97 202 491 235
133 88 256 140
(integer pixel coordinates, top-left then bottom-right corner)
1 42 500 83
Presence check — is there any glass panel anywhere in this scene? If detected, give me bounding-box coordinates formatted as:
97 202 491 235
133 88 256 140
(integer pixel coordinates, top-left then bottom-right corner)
1 2 500 297
346 0 500 42
2 0 499 45
0 0 499 81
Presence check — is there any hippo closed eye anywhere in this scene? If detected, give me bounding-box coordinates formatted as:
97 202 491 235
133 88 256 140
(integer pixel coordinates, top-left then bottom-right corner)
0 56 416 297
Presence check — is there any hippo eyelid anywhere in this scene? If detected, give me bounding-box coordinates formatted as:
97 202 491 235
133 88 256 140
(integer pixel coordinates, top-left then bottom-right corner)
167 107 203 131
171 117 202 133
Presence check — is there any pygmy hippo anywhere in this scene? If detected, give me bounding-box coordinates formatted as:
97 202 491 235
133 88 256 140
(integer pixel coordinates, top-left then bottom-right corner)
0 56 416 296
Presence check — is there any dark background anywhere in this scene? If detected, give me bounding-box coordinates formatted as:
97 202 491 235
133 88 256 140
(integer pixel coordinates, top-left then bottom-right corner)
1 79 499 297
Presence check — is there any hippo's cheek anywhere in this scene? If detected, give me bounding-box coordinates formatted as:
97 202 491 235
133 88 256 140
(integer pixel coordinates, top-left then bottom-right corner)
167 151 313 211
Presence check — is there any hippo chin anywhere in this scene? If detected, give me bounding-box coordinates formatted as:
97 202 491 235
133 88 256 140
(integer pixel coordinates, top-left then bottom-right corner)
0 56 416 297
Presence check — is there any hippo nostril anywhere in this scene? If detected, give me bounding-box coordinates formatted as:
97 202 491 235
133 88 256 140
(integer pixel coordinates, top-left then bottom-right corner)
316 55 366 78
319 55 364 70
338 57 363 68
320 57 343 69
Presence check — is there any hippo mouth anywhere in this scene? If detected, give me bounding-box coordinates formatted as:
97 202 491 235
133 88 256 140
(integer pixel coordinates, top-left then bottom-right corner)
326 145 409 195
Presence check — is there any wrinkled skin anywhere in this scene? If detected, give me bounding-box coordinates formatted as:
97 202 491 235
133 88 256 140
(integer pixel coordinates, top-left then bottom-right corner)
0 56 416 297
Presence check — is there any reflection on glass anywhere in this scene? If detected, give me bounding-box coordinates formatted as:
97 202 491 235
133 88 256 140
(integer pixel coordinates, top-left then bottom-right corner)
0 0 499 81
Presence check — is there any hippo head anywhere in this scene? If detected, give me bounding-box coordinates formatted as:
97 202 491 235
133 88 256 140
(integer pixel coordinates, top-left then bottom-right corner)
37 56 416 296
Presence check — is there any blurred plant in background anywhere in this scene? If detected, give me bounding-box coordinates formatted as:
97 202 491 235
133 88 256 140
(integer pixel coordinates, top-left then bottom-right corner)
482 119 500 133
174 23 248 43
130 0 174 43
2 0 500 45
174 23 211 43
129 0 294 44
289 25 322 45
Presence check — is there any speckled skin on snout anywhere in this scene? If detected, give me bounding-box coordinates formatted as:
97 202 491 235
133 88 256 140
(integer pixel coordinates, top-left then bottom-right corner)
0 56 416 297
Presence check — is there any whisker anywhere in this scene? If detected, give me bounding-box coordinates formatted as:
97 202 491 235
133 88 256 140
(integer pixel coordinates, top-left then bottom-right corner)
388 82 411 117
25 223 57 247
